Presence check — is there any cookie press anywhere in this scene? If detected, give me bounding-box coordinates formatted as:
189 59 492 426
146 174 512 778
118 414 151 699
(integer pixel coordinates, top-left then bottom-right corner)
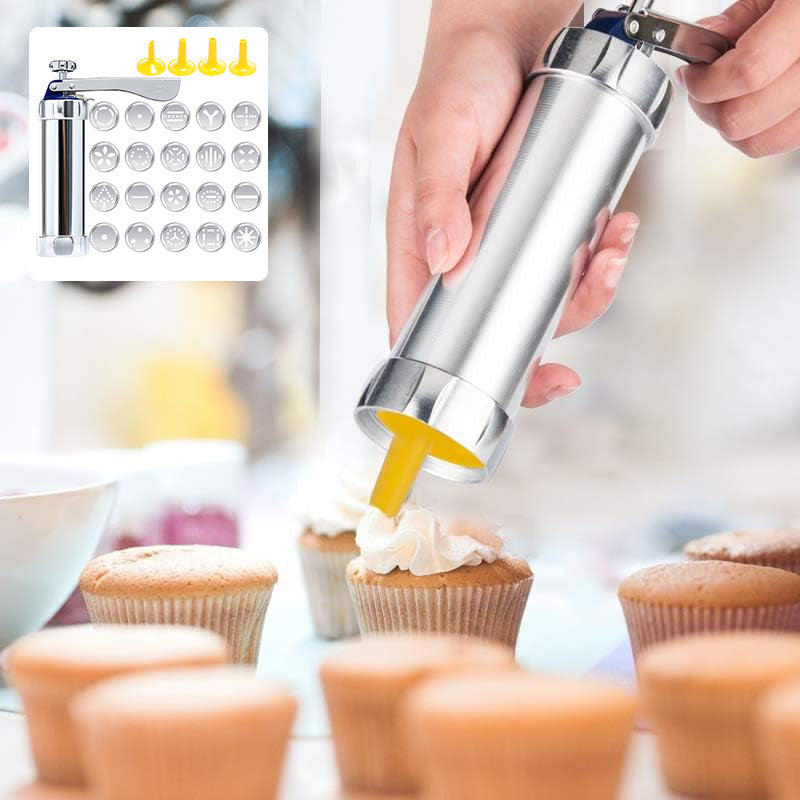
357 1 733 515
37 61 179 257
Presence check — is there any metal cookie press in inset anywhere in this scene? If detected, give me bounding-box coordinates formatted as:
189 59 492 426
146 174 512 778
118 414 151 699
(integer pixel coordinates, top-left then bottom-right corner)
38 61 180 257
356 1 733 515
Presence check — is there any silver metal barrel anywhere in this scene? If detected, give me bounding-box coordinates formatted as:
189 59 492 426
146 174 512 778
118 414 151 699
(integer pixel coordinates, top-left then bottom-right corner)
38 97 88 257
356 27 672 483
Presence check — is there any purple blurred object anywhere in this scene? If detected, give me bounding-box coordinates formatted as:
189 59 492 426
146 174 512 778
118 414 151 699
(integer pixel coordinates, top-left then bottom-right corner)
159 505 239 547
47 587 90 625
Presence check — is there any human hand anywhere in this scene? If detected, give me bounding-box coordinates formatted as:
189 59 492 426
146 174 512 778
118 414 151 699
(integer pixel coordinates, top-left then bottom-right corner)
386 15 639 409
678 0 800 158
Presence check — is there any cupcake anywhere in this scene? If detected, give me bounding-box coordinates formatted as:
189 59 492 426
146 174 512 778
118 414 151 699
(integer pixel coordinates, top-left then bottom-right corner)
758 679 800 799
639 632 800 798
686 528 800 574
80 545 277 665
347 505 533 648
292 463 370 639
3 624 226 785
404 672 636 800
72 666 296 800
618 560 800 660
320 634 517 793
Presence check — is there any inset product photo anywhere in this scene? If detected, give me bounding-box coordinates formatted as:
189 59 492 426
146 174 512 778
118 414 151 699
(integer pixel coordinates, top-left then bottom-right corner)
29 27 268 281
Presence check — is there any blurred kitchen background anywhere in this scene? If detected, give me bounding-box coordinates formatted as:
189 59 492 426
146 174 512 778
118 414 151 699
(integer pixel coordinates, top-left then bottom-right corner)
2 0 800 574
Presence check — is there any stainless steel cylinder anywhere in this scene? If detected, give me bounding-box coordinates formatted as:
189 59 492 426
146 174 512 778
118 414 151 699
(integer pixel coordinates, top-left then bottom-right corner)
356 27 672 483
38 97 88 257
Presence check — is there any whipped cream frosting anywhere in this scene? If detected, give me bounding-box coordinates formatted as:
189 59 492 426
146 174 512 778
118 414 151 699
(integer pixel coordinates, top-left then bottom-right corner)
356 503 503 576
292 462 374 536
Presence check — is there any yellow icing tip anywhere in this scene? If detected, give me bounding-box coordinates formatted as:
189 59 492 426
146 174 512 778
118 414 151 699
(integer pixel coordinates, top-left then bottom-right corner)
137 41 165 76
369 411 484 517
169 38 195 76
229 39 256 76
199 37 226 76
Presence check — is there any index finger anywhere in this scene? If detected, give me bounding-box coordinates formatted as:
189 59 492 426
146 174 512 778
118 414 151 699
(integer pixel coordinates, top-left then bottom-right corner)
682 0 800 103
386 130 430 346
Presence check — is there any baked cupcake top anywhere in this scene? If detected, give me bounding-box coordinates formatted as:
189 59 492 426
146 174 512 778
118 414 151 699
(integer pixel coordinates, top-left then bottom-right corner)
72 665 296 720
321 634 515 685
347 554 531 588
405 672 636 730
79 545 278 598
618 560 800 607
638 632 800 689
5 624 227 683
685 529 800 561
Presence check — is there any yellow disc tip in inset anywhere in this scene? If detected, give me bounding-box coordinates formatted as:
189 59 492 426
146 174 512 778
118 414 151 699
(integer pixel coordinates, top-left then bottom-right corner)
199 36 226 76
169 38 195 76
137 41 166 76
230 38 256 76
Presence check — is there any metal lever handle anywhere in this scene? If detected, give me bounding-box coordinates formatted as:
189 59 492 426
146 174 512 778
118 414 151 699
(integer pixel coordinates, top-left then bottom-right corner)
623 8 733 64
47 77 180 101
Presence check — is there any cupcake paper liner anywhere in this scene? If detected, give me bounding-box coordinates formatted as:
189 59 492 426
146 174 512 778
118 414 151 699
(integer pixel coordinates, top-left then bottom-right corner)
325 686 415 792
13 683 85 785
82 587 273 665
347 577 532 648
620 597 800 659
297 544 359 639
73 693 294 800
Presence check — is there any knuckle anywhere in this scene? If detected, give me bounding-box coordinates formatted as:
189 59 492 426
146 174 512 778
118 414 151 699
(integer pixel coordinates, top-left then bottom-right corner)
416 97 477 136
716 102 746 141
733 51 771 93
415 175 462 207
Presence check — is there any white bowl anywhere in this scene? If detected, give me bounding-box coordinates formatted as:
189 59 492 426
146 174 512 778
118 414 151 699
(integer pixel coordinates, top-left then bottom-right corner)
0 455 116 650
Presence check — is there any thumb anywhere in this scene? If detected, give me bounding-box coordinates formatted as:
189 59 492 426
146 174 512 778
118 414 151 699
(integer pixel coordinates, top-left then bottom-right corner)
413 105 478 274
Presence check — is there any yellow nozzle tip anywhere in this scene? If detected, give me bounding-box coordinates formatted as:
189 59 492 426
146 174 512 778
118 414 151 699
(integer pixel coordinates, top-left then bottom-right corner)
370 430 430 517
169 39 195 75
199 37 226 76
230 38 256 76
368 411 485 517
137 41 165 76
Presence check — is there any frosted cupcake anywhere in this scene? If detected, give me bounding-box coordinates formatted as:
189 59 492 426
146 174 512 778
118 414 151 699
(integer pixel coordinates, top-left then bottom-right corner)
347 504 533 648
404 672 636 800
618 560 800 660
686 528 800 575
72 666 296 800
80 545 277 665
292 463 370 639
3 624 227 785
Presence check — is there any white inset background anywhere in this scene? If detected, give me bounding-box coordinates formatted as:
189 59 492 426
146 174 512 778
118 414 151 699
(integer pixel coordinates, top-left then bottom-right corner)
29 27 268 281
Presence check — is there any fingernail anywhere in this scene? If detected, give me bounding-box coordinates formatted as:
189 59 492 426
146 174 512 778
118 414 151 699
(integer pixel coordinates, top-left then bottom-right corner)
620 221 639 245
545 383 580 403
604 257 627 289
674 67 687 88
426 228 449 274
